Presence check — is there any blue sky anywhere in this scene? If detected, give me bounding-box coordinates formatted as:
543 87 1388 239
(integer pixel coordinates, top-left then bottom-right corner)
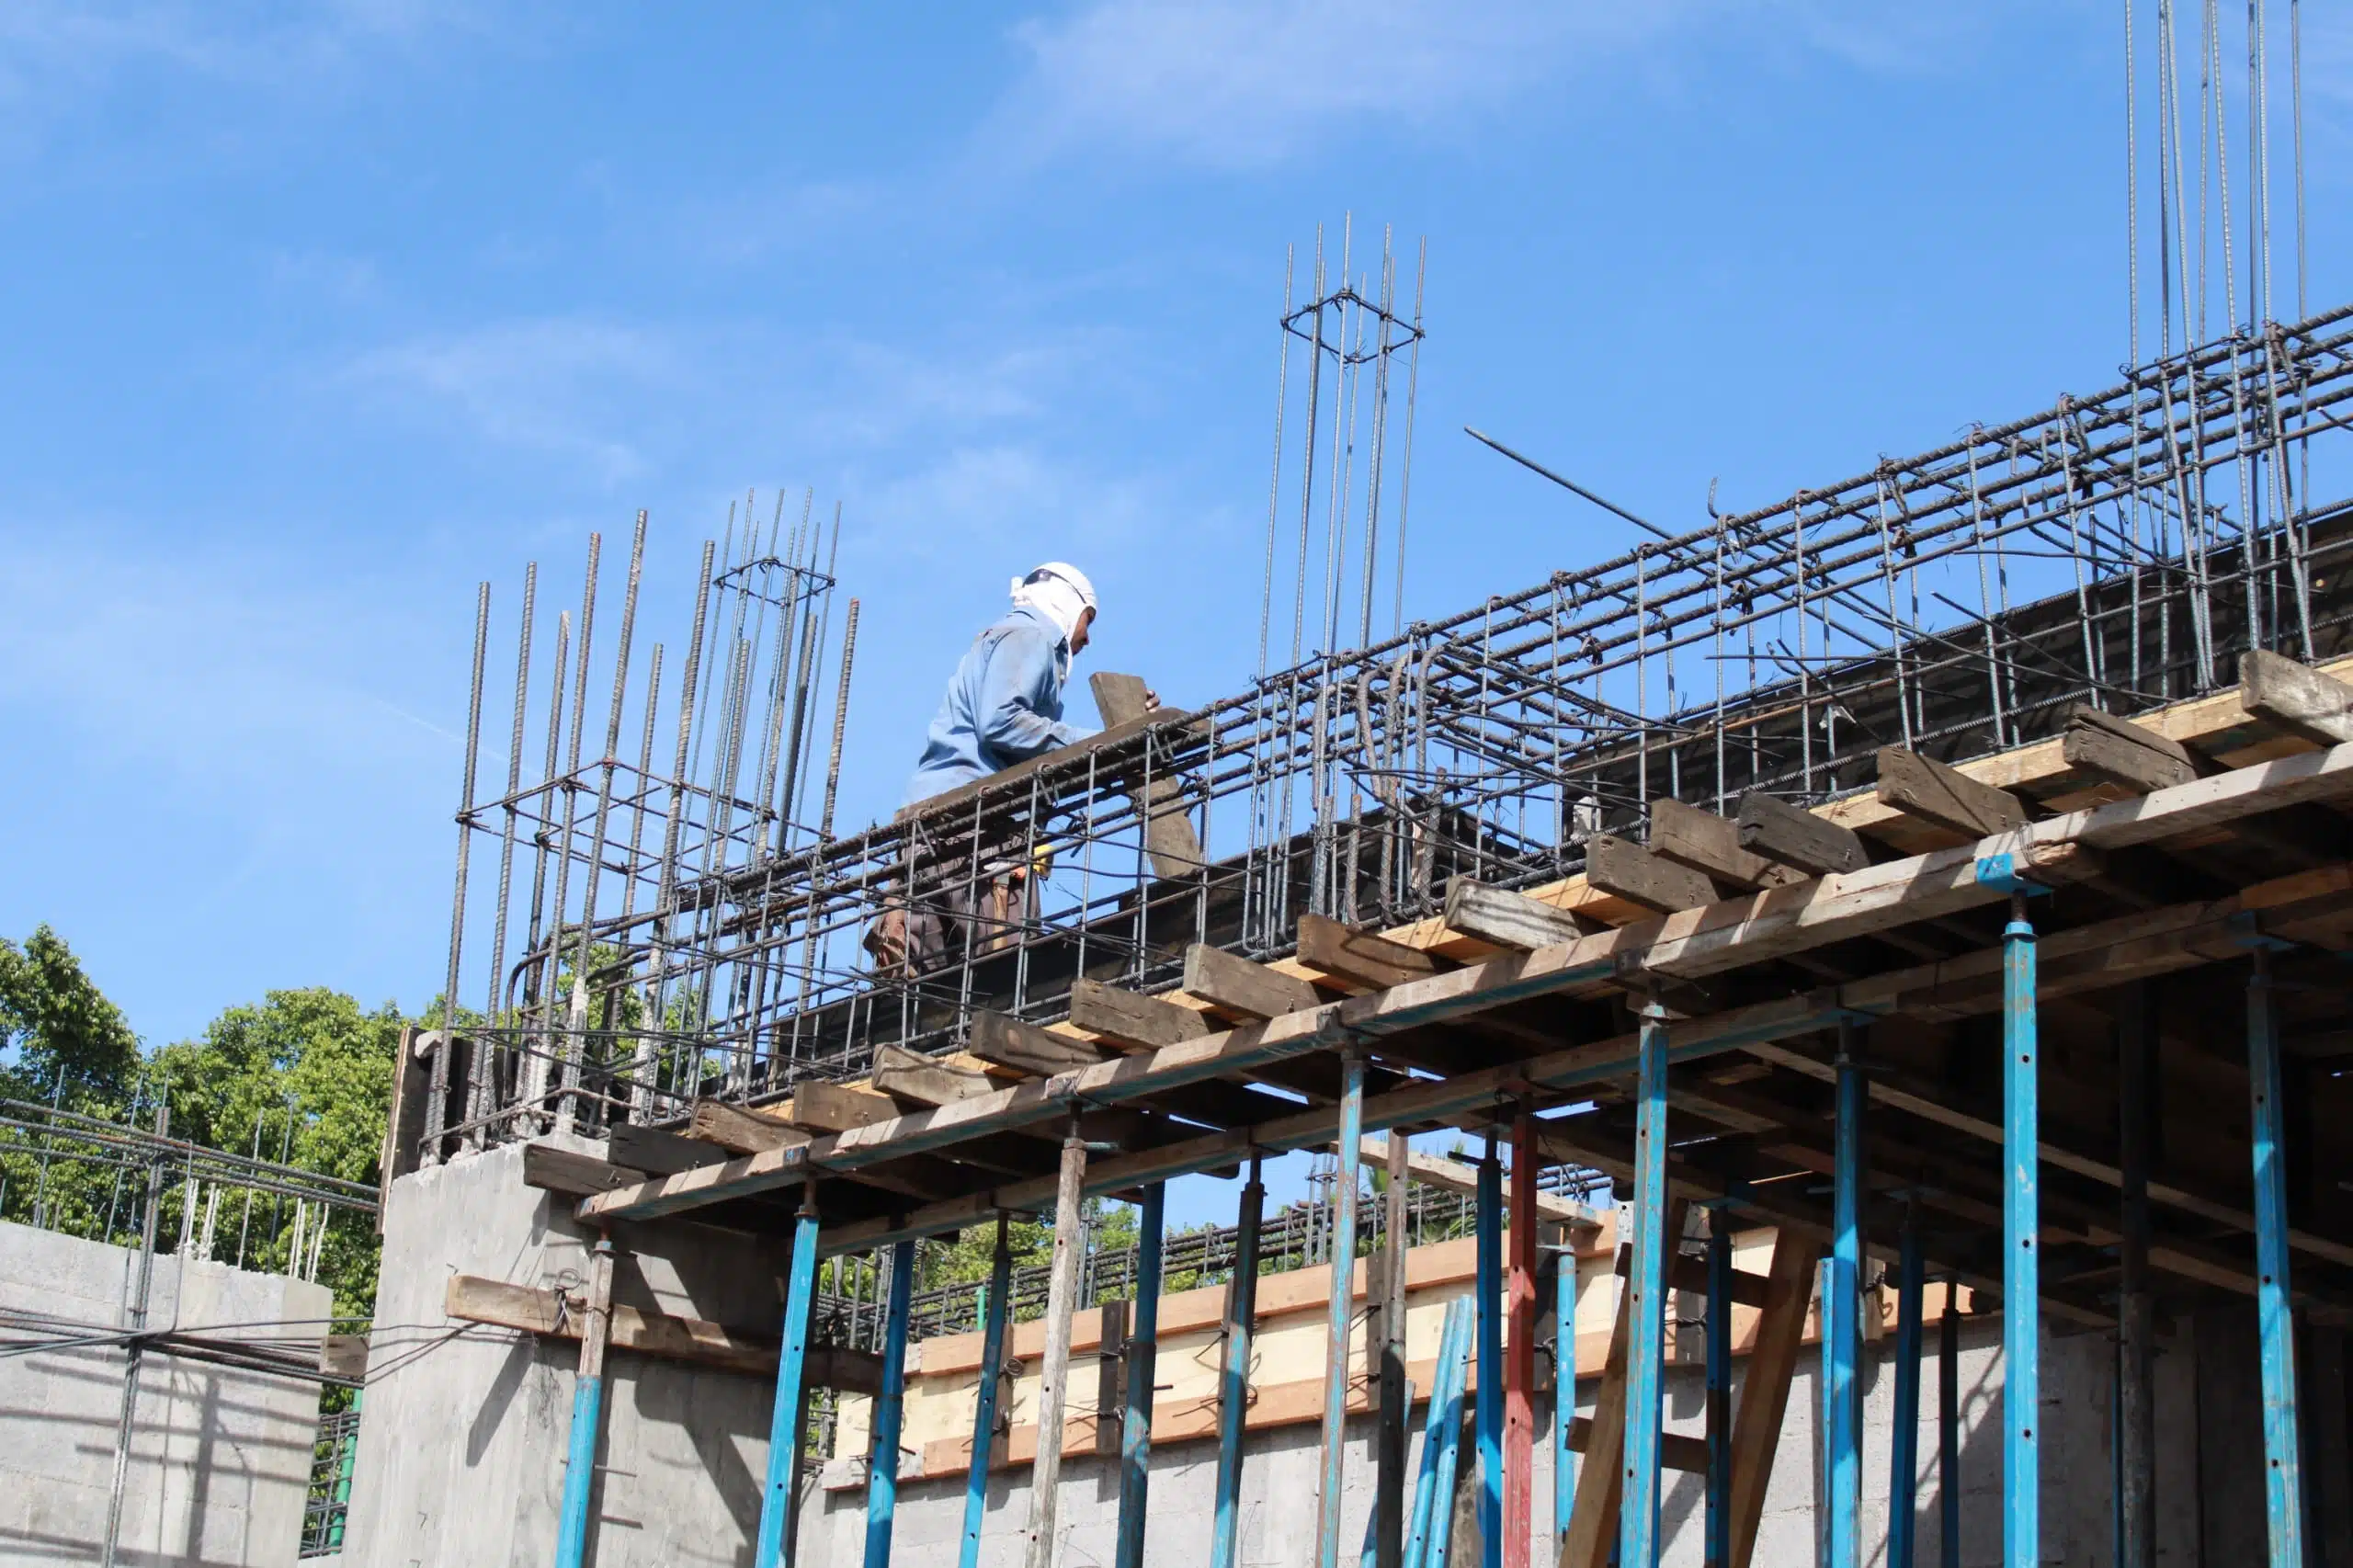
5 2 2349 1219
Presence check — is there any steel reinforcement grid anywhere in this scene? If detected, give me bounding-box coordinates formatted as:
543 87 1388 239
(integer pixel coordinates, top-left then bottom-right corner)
414 301 2353 1160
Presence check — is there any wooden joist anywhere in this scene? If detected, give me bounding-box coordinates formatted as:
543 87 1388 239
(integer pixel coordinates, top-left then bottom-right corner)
2063 705 2200 793
780 1080 903 1135
1649 798 1803 892
1734 790 1870 877
522 1142 650 1197
609 1123 734 1175
446 1274 882 1391
1183 942 1319 1021
2243 648 2353 746
687 1099 813 1156
1067 978 1211 1050
970 1010 1112 1076
1586 832 1720 914
1875 744 2029 837
1350 1135 1598 1230
1295 912 1445 991
1440 878 1598 951
870 1045 1000 1109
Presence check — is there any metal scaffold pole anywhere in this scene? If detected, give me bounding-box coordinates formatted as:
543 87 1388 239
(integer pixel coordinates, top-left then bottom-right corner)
755 1185 823 1568
1825 1023 1864 1568
2247 945 2308 1568
2002 888 2040 1568
1620 997 1671 1568
864 1238 915 1568
1114 1183 1165 1568
1314 1052 1367 1568
554 1234 617 1568
1474 1132 1503 1568
960 1215 1014 1568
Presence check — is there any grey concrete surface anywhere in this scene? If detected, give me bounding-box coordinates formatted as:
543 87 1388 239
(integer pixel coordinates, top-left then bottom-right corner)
0 1219 333 1567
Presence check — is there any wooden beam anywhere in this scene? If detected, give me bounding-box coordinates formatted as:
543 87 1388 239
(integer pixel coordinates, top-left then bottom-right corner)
1735 791 1870 877
685 1099 813 1156
1586 832 1720 914
1875 745 2029 837
780 1080 903 1135
1067 979 1213 1050
1092 671 1206 881
894 703 1204 827
522 1142 650 1197
609 1123 734 1175
2242 648 2353 745
870 1045 1000 1108
1649 798 1803 892
1183 942 1321 1021
2063 706 2200 793
1560 1247 1635 1568
444 1273 882 1391
1352 1135 1599 1229
1297 912 1446 991
1442 880 1599 951
1724 1232 1822 1568
970 1010 1112 1076
1564 1416 1710 1474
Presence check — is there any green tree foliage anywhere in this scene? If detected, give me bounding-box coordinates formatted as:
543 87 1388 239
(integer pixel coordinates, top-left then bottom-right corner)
0 926 140 1107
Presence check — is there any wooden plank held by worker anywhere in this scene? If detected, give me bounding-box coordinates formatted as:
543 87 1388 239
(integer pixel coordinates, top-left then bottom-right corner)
1091 671 1205 881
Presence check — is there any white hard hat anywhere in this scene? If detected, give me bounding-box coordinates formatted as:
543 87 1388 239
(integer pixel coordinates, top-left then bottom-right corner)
1011 562 1097 611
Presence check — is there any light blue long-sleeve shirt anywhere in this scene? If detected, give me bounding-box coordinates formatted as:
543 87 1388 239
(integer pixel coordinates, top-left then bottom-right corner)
904 604 1091 806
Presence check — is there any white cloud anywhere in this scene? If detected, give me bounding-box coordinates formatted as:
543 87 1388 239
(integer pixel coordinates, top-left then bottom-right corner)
993 0 2047 167
854 444 1161 558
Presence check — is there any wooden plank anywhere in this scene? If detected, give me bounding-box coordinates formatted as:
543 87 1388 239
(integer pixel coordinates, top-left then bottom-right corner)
1587 832 1721 914
1875 745 2028 837
1067 978 1213 1050
1092 671 1206 881
1734 791 1870 877
894 704 1204 826
445 1273 882 1390
522 1142 649 1197
1296 912 1445 991
781 1080 903 1134
1442 879 1599 951
2063 707 2198 793
2242 648 2353 745
609 1122 735 1175
686 1098 812 1156
870 1045 1000 1108
1559 1247 1633 1568
1564 1416 1709 1474
970 1010 1112 1076
1093 1299 1128 1457
1352 1136 1599 1230
1649 798 1803 892
1183 942 1321 1021
1724 1232 1822 1568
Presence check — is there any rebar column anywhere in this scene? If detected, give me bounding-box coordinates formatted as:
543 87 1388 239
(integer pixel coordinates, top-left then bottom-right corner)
2003 892 2040 1568
1210 1158 1267 1568
1024 1119 1089 1568
1314 1051 1367 1568
554 1235 616 1568
865 1239 915 1568
2248 947 2309 1568
1114 1184 1165 1568
959 1215 1014 1568
754 1185 822 1568
1620 996 1671 1568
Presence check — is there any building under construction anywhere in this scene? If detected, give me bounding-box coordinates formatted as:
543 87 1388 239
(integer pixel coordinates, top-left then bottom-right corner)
334 10 2353 1568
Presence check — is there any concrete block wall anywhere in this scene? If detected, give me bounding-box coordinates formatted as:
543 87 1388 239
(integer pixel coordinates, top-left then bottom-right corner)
0 1219 332 1568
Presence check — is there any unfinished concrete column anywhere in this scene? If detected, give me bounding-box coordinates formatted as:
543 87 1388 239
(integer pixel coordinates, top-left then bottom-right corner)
1023 1115 1088 1568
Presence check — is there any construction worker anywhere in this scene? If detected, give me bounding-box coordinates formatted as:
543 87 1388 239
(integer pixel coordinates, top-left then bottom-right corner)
868 562 1153 973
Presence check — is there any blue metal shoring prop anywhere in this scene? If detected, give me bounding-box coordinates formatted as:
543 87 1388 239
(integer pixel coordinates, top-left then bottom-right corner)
2247 946 2310 1568
1210 1156 1266 1568
1315 1051 1368 1568
1939 1278 1960 1568
1620 994 1672 1568
1560 1229 1582 1552
864 1238 916 1568
1423 1300 1475 1568
1476 1133 1504 1568
1825 1021 1865 1568
1703 1214 1731 1568
1404 1298 1474 1568
1888 1211 1926 1568
958 1214 1014 1568
2000 887 2040 1568
755 1183 824 1568
552 1233 615 1568
1114 1183 1167 1568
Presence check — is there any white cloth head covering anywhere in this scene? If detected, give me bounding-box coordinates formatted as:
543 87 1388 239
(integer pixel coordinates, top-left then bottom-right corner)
1009 562 1097 647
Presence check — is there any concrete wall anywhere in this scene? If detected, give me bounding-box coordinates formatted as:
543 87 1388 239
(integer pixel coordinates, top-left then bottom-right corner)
340 1138 792 1568
0 1219 333 1568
